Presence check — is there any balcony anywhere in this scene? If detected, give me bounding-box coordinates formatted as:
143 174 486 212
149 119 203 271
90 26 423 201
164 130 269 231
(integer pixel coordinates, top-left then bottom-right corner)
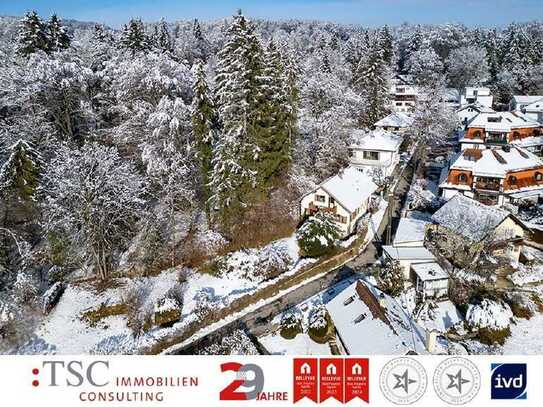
475 181 500 191
307 202 337 215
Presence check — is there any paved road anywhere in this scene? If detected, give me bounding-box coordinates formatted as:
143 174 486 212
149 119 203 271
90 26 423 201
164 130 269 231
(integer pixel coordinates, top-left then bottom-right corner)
168 154 420 354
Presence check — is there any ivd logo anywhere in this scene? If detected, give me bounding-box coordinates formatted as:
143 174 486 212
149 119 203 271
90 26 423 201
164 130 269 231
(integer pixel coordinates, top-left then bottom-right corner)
491 363 527 400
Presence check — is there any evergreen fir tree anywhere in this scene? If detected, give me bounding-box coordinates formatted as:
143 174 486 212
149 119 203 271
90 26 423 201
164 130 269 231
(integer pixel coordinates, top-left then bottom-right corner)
120 18 150 54
46 14 71 52
191 61 216 204
353 40 390 127
209 11 263 227
193 19 204 42
0 140 41 229
501 23 533 70
379 25 394 65
152 19 173 53
484 29 501 83
16 10 49 56
254 41 292 186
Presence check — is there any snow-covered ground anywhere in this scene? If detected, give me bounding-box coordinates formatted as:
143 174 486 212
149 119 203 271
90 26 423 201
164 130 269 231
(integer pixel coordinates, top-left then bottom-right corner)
416 300 464 333
21 234 313 354
260 333 331 355
502 313 543 354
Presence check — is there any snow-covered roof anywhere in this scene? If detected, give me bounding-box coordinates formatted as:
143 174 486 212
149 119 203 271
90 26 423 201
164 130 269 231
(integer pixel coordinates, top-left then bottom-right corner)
511 135 543 148
392 74 414 85
464 87 491 97
382 245 436 262
319 167 378 213
431 194 510 241
444 88 460 102
524 99 543 112
411 262 448 281
512 95 543 105
446 147 543 178
467 111 540 131
350 129 403 152
374 112 413 129
392 218 429 246
325 280 426 355
457 102 495 114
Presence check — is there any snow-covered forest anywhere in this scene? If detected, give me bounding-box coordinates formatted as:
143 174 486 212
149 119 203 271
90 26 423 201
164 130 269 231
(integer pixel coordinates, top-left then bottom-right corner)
2 10 543 351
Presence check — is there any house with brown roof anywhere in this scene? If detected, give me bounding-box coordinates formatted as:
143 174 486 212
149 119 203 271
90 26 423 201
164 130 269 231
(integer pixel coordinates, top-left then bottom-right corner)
439 146 543 206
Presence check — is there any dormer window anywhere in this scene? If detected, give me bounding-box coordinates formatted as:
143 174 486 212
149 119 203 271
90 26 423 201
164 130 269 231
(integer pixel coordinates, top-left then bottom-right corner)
509 176 517 185
534 129 541 137
458 173 468 183
513 131 521 140
473 130 481 139
536 172 543 182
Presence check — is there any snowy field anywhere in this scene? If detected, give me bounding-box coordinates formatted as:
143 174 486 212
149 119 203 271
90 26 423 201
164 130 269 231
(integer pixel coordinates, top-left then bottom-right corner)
502 314 543 354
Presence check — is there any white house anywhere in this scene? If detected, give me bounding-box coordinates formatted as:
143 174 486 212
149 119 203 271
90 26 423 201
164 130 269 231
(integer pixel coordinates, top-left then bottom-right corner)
374 112 413 133
460 87 493 108
456 103 495 127
411 263 449 300
522 99 543 124
392 217 430 248
390 74 418 113
381 245 436 279
510 95 543 113
300 167 378 237
349 129 403 176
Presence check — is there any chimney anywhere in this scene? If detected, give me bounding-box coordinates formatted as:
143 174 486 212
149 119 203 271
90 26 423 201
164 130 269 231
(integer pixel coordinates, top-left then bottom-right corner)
426 330 438 353
379 293 387 308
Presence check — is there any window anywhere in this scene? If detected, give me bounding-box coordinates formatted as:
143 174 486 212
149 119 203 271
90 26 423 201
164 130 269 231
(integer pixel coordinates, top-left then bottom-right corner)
534 129 541 137
458 173 468 183
395 102 402 106
536 172 543 182
473 130 481 139
513 131 521 140
363 151 380 160
315 194 325 203
509 176 517 185
329 197 335 206
335 215 348 224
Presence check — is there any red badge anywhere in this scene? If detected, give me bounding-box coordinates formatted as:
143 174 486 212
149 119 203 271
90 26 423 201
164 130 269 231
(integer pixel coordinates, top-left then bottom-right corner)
293 358 318 403
345 358 369 403
319 358 344 403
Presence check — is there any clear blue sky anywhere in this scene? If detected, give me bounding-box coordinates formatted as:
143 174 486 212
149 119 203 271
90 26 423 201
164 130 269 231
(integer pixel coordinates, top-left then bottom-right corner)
1 0 542 27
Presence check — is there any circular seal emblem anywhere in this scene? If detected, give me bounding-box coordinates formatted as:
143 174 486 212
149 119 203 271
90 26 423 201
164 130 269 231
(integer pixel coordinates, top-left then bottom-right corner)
379 357 428 405
433 357 481 405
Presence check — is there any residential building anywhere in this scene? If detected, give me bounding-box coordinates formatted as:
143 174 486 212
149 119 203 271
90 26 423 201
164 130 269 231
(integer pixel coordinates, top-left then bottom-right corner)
521 99 543 124
390 74 418 113
460 87 493 108
509 95 543 112
325 280 426 355
392 217 430 248
381 245 437 279
439 146 543 206
300 167 378 237
456 103 495 127
431 194 528 261
411 263 449 300
459 111 542 154
374 111 413 133
349 129 403 176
